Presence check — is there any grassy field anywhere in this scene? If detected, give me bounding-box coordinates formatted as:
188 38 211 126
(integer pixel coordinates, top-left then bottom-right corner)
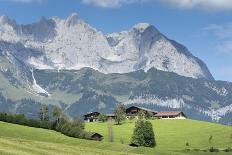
0 119 231 155
86 119 232 155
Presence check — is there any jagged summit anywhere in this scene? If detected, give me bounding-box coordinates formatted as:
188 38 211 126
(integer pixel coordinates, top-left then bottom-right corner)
0 13 214 80
133 23 151 32
65 13 79 27
0 15 16 25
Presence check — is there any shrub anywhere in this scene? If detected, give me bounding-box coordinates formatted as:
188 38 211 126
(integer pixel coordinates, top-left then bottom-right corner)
224 147 232 152
209 147 219 152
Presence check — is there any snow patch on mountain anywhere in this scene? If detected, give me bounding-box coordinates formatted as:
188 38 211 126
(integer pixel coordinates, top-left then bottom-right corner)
31 69 50 97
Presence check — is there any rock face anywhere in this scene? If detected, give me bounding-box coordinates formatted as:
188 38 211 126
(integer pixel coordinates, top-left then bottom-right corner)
0 13 213 80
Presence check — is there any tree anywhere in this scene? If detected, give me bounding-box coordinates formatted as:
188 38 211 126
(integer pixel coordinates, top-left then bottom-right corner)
53 106 62 123
145 111 153 120
138 110 146 120
73 117 85 130
131 120 156 147
38 105 49 121
114 104 126 125
98 113 107 122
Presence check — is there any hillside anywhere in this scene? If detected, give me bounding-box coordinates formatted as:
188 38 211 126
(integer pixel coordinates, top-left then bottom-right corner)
0 119 231 155
0 67 231 124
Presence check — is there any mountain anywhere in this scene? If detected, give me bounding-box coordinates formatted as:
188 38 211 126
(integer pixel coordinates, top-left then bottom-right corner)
0 13 231 125
0 13 213 80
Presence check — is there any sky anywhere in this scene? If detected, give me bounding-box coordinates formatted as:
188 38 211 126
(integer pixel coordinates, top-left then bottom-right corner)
0 0 232 82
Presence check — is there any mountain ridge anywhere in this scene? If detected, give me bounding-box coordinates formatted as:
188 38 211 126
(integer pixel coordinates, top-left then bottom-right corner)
0 13 213 80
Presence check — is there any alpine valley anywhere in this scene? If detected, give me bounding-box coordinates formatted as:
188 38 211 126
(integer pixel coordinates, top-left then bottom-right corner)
0 13 231 125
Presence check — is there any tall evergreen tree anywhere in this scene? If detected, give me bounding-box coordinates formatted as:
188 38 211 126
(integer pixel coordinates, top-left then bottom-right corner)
131 120 156 147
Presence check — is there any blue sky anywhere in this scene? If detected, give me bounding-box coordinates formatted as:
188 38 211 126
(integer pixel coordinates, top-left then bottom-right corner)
0 0 232 82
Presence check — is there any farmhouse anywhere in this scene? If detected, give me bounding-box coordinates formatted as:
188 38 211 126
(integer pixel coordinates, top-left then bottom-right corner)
126 106 157 116
154 111 187 119
84 112 115 122
84 106 187 122
84 112 100 122
125 106 187 119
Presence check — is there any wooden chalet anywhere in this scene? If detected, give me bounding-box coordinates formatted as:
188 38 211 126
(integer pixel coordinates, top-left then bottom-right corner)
154 111 187 119
126 106 157 116
84 112 100 122
83 106 187 122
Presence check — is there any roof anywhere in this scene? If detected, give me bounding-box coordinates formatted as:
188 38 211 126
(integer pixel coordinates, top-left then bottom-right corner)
126 106 157 113
154 111 186 117
84 112 100 117
89 132 103 137
105 114 115 117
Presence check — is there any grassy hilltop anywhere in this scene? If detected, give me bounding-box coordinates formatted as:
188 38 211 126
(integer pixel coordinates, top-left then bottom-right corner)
0 119 231 155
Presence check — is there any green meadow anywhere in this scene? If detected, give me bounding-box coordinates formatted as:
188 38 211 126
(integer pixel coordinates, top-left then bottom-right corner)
0 119 231 155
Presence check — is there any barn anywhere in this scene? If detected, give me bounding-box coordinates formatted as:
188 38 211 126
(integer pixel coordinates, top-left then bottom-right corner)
88 132 103 141
126 106 157 116
154 111 187 119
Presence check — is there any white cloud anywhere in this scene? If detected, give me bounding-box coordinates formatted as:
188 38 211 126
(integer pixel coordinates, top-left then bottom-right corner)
162 0 232 11
204 24 232 39
82 0 232 11
81 0 149 8
204 23 232 56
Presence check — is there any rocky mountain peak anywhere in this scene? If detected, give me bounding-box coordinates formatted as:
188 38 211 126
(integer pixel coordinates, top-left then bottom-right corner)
0 13 214 80
65 13 79 27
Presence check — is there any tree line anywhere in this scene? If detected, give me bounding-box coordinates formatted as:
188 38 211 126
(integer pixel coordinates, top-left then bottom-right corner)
0 105 99 141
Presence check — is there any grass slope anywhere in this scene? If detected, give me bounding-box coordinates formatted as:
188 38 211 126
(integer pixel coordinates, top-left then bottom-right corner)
86 119 232 155
0 119 231 155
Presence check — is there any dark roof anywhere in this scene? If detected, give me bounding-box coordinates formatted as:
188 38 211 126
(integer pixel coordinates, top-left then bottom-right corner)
154 111 186 117
126 106 157 113
84 112 100 117
89 132 103 138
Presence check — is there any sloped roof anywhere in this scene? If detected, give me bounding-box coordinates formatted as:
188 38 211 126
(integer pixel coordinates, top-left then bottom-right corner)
126 106 157 113
89 132 103 137
84 112 100 117
154 111 186 117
